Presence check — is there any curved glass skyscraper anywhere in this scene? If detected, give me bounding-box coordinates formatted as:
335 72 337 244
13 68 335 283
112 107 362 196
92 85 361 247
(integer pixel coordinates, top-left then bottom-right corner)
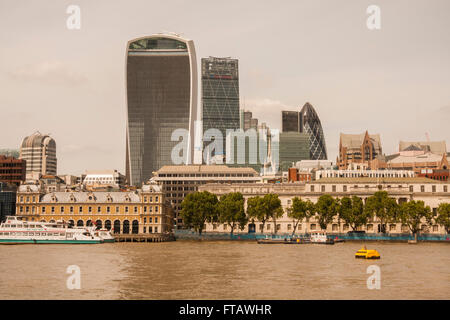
125 34 198 186
300 102 328 160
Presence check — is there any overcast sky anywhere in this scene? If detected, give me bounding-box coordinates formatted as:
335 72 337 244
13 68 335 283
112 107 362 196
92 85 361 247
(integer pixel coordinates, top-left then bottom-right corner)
0 0 449 175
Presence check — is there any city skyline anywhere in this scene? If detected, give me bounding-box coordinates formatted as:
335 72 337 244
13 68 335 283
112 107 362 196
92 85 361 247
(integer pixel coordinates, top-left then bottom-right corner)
1 0 449 175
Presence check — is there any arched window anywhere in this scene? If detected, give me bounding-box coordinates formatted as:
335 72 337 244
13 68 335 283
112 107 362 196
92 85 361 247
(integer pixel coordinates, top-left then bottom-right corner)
105 220 112 231
123 220 130 234
113 220 121 234
132 220 139 234
77 220 84 227
86 220 92 227
95 220 102 230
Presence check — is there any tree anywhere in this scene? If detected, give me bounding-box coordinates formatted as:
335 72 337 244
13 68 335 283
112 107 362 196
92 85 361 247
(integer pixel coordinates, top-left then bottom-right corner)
315 195 338 230
180 191 218 235
287 197 314 235
247 196 267 233
217 192 247 235
399 200 432 236
247 194 283 234
338 196 367 231
436 203 450 234
364 191 398 233
264 193 284 234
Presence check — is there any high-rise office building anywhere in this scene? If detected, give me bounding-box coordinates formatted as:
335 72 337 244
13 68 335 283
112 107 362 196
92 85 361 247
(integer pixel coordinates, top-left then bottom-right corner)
125 34 198 186
202 57 240 162
277 132 310 171
282 111 302 133
19 131 57 178
241 110 258 131
300 102 327 160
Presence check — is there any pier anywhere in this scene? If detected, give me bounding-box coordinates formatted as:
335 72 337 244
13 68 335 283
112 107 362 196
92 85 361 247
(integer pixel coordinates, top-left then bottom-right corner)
113 233 175 243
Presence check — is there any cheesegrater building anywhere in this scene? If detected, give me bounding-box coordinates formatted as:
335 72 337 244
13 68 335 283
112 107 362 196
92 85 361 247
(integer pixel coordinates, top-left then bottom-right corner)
202 57 240 162
125 34 198 186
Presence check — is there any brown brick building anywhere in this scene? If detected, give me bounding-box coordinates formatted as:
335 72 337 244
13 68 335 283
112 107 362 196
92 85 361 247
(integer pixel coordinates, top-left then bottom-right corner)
0 155 26 186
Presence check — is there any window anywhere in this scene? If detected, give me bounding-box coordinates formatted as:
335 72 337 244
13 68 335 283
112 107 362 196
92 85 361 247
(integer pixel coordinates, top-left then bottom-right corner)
155 196 159 202
155 217 158 223
421 185 425 192
287 224 291 231
267 224 271 230
444 186 448 192
149 217 153 223
409 186 413 192
155 206 158 212
42 207 46 213
155 227 158 233
310 224 316 230
79 206 83 213
116 206 119 213
61 207 64 213
88 207 92 213
310 185 315 192
51 207 55 213
343 185 347 192
321 185 325 192
432 225 438 232
125 207 129 213
332 224 338 231
134 206 138 213
143 227 146 233
149 226 153 233
107 207 110 213
276 224 281 231
332 185 336 192
97 207 101 213
432 185 436 192
70 207 74 213
144 206 147 213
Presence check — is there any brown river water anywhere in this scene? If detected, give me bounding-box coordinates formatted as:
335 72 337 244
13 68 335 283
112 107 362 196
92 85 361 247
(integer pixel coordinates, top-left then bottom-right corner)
0 241 448 300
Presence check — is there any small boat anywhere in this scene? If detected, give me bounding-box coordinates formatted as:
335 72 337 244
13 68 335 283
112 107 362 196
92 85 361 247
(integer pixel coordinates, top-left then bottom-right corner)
257 235 310 244
0 216 103 244
309 230 335 245
355 245 380 259
94 228 115 243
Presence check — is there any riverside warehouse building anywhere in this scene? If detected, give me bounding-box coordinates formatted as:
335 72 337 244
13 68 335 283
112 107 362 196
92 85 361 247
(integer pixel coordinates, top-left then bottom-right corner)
198 177 450 235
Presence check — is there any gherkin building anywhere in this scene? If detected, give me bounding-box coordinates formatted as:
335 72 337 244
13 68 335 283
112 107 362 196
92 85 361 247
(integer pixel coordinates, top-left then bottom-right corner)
300 102 328 160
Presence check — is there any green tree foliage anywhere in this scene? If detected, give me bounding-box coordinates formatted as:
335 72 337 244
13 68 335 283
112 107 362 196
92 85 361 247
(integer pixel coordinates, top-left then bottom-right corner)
315 195 338 230
287 197 314 235
364 191 398 233
338 196 367 231
180 191 218 235
436 203 450 234
217 192 247 235
247 196 267 233
399 200 432 235
264 193 284 234
247 194 283 233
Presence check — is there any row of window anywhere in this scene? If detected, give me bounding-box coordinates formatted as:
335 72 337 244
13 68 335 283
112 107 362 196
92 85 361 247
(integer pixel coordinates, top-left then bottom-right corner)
18 205 160 214
158 173 254 178
310 184 449 193
211 223 441 232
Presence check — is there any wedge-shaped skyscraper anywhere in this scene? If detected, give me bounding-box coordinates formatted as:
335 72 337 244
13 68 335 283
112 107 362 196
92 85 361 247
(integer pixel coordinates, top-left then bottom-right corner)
125 34 198 186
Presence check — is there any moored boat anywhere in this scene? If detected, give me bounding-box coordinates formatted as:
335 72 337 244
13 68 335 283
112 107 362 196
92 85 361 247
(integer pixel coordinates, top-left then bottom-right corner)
94 228 115 243
0 216 103 244
309 230 335 244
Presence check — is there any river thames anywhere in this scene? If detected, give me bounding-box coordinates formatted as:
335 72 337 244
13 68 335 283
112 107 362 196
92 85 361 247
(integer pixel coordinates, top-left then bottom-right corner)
0 241 448 300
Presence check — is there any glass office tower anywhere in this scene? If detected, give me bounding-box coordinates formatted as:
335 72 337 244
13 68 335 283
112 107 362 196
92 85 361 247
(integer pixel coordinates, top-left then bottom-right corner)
300 102 327 160
125 34 198 186
282 111 302 133
202 57 240 162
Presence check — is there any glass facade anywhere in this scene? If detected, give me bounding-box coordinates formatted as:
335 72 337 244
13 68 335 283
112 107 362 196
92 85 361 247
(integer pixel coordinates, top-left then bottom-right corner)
300 103 328 160
278 132 310 171
282 111 301 133
126 36 197 186
202 57 240 161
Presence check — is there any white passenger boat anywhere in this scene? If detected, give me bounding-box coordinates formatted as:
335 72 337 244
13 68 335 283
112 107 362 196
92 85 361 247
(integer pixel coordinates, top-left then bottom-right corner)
309 230 335 244
0 216 103 244
93 228 115 243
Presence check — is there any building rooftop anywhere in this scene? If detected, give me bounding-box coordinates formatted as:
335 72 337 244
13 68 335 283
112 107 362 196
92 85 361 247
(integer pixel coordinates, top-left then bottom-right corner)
388 152 444 164
340 132 381 150
399 140 446 154
313 177 444 184
41 191 141 203
156 165 258 175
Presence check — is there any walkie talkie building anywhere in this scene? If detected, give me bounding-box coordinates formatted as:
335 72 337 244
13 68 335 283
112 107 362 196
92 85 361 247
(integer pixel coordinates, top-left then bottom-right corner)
125 34 198 186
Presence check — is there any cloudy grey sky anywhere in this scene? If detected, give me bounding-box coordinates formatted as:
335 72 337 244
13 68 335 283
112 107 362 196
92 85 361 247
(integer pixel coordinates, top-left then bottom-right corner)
1 0 449 174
